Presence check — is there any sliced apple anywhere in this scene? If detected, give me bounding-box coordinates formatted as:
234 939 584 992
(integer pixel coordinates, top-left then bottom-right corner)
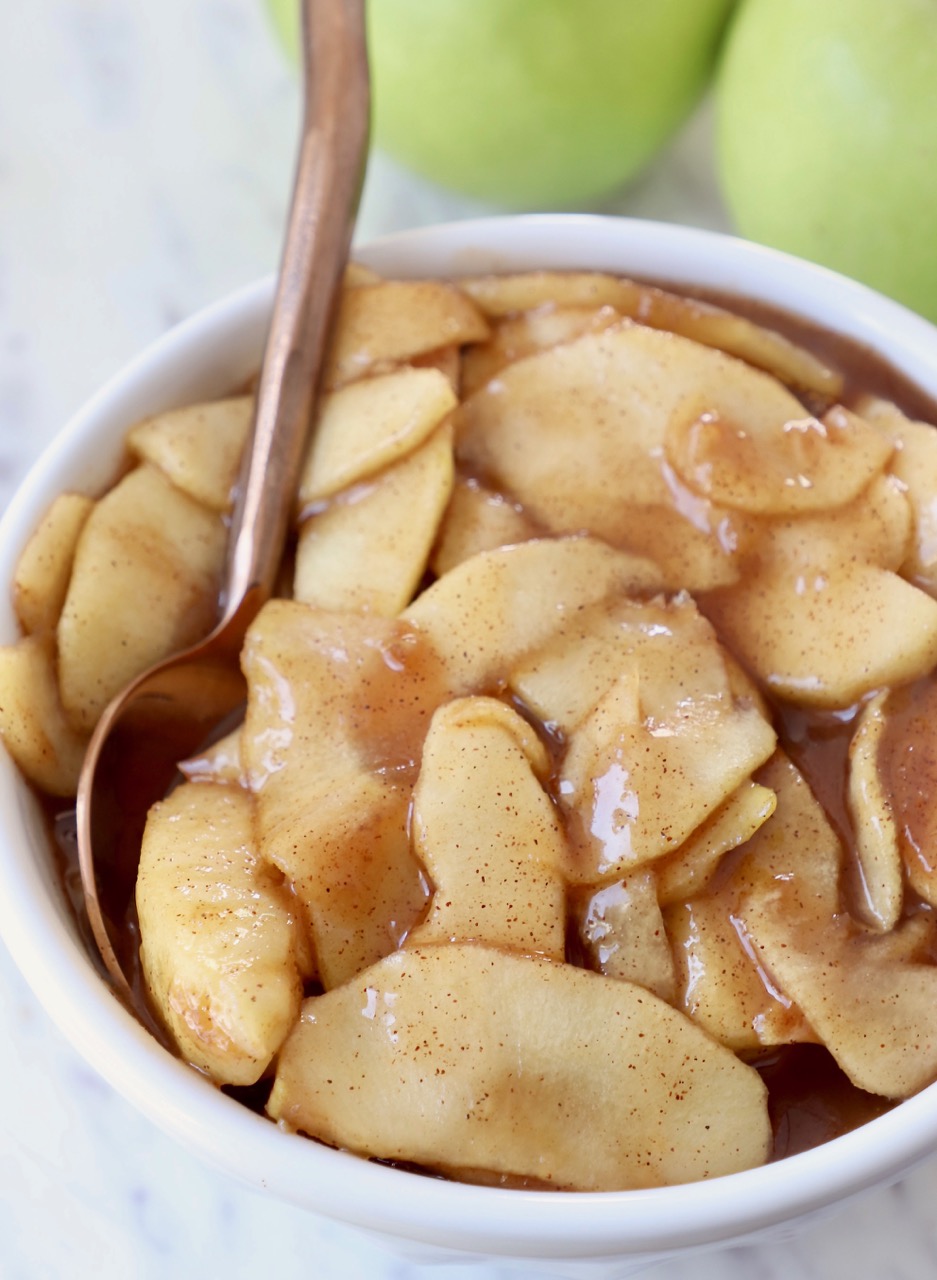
407 697 567 960
666 402 892 516
0 633 89 796
127 396 253 513
294 422 454 616
430 476 541 577
268 944 772 1190
456 326 810 589
458 271 842 397
846 692 902 931
298 366 456 506
402 536 664 696
240 602 437 988
576 872 675 1001
13 492 94 636
324 280 489 389
57 464 226 733
137 780 312 1086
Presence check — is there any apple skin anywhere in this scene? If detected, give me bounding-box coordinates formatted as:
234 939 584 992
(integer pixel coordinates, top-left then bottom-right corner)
717 0 937 323
265 0 736 209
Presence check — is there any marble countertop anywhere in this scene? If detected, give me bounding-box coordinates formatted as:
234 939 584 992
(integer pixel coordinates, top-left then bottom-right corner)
4 4 937 1277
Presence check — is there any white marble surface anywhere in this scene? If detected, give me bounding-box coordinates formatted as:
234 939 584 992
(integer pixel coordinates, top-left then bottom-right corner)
4 3 937 1277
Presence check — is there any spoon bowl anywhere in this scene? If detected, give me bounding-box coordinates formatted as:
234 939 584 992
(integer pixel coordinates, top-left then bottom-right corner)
74 0 369 1004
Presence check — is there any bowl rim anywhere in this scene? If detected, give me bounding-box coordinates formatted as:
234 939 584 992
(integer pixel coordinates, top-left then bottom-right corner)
3 212 937 1262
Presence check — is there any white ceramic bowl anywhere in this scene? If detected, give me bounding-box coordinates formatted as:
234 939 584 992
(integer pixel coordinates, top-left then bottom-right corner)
3 215 937 1280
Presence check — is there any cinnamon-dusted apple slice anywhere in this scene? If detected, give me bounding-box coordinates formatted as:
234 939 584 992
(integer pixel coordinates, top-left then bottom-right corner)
402 536 665 696
126 396 253 512
298 366 456 505
742 906 937 1099
513 591 770 738
13 492 93 635
240 602 437 988
57 463 226 733
0 633 89 796
407 698 567 960
294 422 454 616
460 303 623 397
846 691 903 931
856 394 937 596
430 477 541 577
456 325 810 590
665 752 834 1053
458 271 842 396
701 477 937 709
576 872 675 1001
559 651 775 882
665 898 817 1055
411 343 461 394
178 728 243 786
655 780 777 908
323 280 489 389
516 593 775 881
666 402 892 516
877 677 937 908
268 944 772 1190
137 780 313 1086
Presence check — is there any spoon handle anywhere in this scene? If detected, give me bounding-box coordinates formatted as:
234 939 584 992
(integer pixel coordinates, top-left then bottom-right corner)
221 0 370 631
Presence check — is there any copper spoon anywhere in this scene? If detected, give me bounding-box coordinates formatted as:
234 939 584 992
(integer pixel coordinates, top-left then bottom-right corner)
75 0 370 1008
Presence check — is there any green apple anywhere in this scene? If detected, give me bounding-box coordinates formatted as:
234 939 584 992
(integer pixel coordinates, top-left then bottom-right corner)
717 0 937 323
265 0 737 209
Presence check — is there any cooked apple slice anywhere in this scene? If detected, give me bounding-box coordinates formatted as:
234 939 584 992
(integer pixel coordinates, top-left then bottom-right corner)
57 464 226 733
846 692 902 931
666 751 835 1052
877 677 937 908
513 591 768 738
742 905 937 1099
703 560 937 710
294 423 454 616
560 655 775 883
458 271 842 397
13 492 94 636
324 280 489 389
402 536 664 696
856 394 937 596
534 594 775 881
576 872 675 1001
655 780 777 907
178 728 243 786
666 402 892 515
268 944 771 1190
456 326 810 590
700 471 937 709
137 780 312 1086
407 698 567 960
298 366 456 506
240 602 436 988
430 477 541 577
411 343 461 394
0 633 89 796
665 898 816 1054
126 397 253 512
461 304 623 397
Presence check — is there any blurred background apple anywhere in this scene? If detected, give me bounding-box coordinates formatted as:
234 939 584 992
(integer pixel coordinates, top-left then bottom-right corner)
717 0 937 323
266 0 736 208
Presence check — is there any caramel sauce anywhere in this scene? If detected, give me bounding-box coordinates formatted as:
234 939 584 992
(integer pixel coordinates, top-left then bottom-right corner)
41 273 937 1176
